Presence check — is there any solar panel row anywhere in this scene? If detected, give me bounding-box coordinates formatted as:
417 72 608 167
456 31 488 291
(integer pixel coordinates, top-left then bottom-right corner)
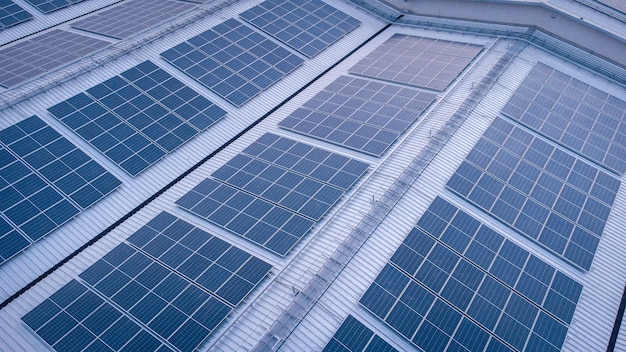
240 0 360 58
23 212 272 352
177 133 369 256
0 29 110 88
0 116 121 265
23 0 84 14
0 0 32 30
350 34 483 91
71 0 197 39
48 60 227 176
323 315 397 352
161 18 304 107
279 75 436 156
502 62 626 174
360 197 582 352
447 117 620 270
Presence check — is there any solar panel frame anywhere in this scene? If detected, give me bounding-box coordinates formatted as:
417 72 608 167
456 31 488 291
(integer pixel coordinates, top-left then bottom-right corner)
502 62 626 174
349 34 483 91
446 117 620 270
240 0 360 58
71 0 197 39
0 0 32 30
360 197 582 352
279 75 437 156
161 18 304 107
48 60 227 176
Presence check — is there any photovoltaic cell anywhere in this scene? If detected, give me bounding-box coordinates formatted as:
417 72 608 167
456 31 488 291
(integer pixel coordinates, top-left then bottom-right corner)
350 34 483 91
0 29 110 88
0 116 121 265
23 212 271 352
71 0 197 39
48 60 227 176
446 117 620 270
240 0 360 58
177 133 369 256
360 197 582 352
323 315 398 352
161 18 304 107
279 75 436 156
0 0 32 30
502 62 626 174
23 0 84 13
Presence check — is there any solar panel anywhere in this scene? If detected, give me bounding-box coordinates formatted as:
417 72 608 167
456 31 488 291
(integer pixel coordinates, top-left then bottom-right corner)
446 117 620 270
0 116 121 265
177 133 369 256
360 197 582 352
161 18 304 107
323 315 398 352
0 29 110 88
0 0 32 30
48 60 227 176
23 212 271 352
23 0 83 14
240 0 361 58
279 75 436 156
349 34 483 91
502 62 626 174
71 0 197 39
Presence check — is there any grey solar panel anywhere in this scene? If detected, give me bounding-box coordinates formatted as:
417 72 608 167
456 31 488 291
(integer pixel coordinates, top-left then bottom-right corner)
0 0 32 30
240 0 360 58
177 133 369 256
0 116 121 266
22 212 271 352
502 62 626 174
161 18 304 107
279 75 436 156
48 61 227 176
71 0 197 39
0 29 110 88
446 117 620 270
350 34 483 91
361 197 582 352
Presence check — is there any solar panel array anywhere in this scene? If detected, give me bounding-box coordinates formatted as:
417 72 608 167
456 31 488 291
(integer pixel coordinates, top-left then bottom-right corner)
240 0 361 58
0 0 32 30
502 62 626 174
323 315 397 352
23 212 272 352
71 0 197 39
0 116 121 265
161 18 304 107
0 29 110 88
361 197 582 352
48 60 227 176
177 133 369 256
446 117 620 270
350 34 483 91
23 0 83 14
279 75 436 157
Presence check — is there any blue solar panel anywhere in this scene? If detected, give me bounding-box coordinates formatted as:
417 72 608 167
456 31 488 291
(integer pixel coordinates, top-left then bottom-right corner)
361 197 582 352
48 60 226 176
350 34 483 91
446 117 620 270
0 0 32 30
279 75 436 156
240 0 360 58
0 116 121 265
177 133 369 256
161 18 304 106
23 212 271 352
23 0 84 14
502 62 626 174
323 315 397 352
